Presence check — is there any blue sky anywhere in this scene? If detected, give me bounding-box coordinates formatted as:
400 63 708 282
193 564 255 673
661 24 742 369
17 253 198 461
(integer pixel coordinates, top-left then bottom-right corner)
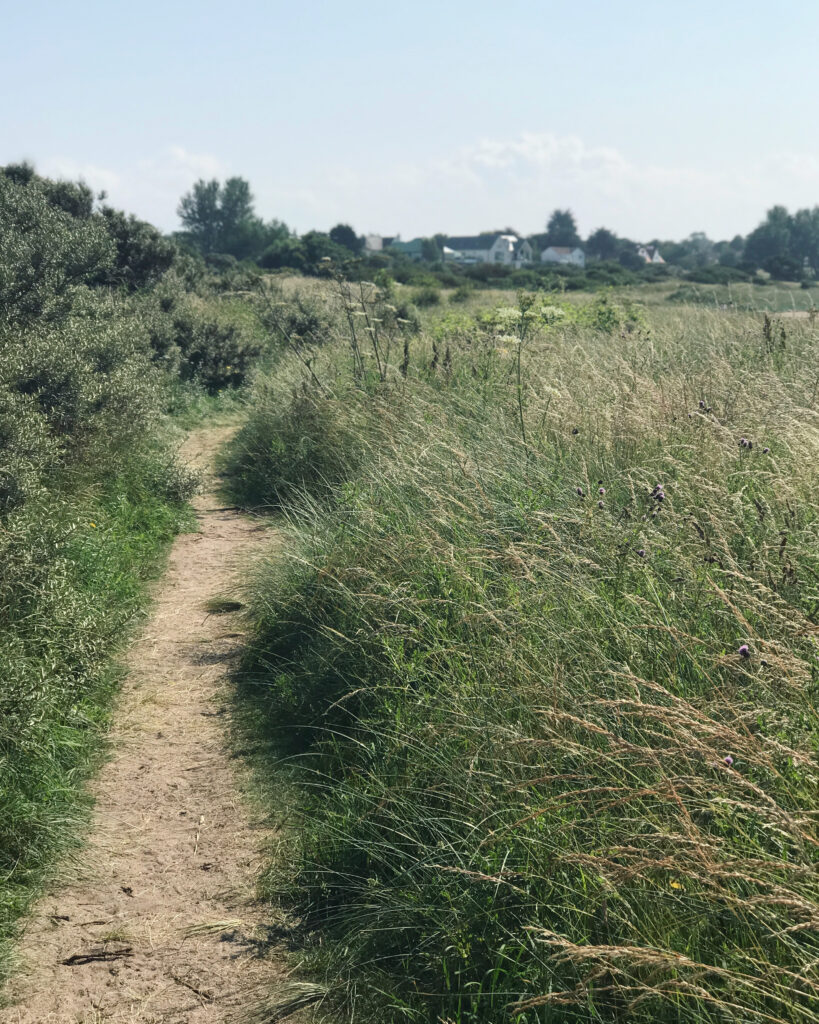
3 0 818 240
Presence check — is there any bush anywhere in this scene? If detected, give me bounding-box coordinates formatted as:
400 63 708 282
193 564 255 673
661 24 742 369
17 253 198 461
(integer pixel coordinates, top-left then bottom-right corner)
140 283 263 391
449 283 473 303
0 168 200 977
0 175 114 328
410 284 441 307
93 208 178 290
686 265 750 285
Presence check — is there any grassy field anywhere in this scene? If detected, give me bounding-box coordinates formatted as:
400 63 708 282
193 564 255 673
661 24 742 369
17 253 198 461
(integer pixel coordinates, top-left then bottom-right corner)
225 280 819 1023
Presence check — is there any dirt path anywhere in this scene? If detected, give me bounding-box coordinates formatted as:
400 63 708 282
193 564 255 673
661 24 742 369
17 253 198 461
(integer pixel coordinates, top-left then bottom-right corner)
0 427 295 1024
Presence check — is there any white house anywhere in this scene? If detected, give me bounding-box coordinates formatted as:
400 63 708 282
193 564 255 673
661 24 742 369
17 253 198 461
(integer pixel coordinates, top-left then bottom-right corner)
541 246 586 268
364 234 400 253
637 244 665 264
444 234 533 267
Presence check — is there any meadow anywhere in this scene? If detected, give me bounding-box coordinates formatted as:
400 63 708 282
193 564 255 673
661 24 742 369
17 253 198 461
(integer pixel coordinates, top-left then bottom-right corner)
224 279 819 1023
4 163 819 1023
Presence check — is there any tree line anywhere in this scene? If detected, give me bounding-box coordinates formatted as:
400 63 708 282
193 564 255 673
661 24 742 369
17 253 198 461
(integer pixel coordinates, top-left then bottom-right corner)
175 176 819 281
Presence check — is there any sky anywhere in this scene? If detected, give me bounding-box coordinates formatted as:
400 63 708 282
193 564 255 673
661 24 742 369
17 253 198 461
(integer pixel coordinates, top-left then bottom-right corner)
3 0 819 242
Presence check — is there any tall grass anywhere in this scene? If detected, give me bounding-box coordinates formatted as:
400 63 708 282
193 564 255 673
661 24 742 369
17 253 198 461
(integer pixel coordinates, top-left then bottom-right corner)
229 290 819 1023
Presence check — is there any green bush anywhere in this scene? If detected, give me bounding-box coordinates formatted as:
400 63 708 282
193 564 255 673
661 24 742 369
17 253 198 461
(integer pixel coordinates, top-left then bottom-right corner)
0 166 198 979
140 283 263 392
410 284 441 307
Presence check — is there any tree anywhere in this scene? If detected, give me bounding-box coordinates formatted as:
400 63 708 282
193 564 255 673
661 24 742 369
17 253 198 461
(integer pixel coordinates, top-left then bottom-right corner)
421 237 441 263
218 177 264 259
789 207 819 273
544 209 581 247
259 236 306 271
586 227 619 261
301 230 350 266
329 223 363 253
177 176 274 260
177 179 222 255
744 206 792 274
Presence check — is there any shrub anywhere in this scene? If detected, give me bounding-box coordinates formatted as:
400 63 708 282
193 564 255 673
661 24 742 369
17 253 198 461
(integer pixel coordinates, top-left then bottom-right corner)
686 265 750 285
449 283 473 303
140 284 263 391
410 284 441 307
0 174 114 328
94 207 178 290
0 168 200 977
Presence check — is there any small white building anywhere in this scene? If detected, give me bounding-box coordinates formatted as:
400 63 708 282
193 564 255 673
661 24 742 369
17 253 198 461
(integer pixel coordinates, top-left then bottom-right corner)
444 234 533 267
637 244 665 264
364 234 399 253
541 246 586 268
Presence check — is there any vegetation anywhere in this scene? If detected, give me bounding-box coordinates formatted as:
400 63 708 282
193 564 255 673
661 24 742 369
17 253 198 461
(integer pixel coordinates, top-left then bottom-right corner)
226 283 819 1023
169 174 819 288
0 164 268 978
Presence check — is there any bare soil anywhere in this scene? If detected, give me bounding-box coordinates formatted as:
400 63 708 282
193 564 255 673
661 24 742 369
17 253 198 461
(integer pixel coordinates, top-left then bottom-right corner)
0 427 296 1023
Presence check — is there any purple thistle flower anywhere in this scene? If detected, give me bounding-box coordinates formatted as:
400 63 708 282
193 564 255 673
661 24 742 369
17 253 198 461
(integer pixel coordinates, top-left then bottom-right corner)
572 427 579 435
598 500 604 509
699 400 706 409
763 446 770 454
636 548 646 558
739 438 748 448
655 492 665 501
723 755 734 767
576 486 584 497
599 487 606 495
739 644 750 658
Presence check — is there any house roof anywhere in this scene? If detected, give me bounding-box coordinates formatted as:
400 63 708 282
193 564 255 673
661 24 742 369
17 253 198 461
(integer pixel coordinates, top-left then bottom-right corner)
445 233 505 251
389 237 424 252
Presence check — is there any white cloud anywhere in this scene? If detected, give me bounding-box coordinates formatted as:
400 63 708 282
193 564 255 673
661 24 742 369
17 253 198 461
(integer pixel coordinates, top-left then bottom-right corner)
40 158 121 198
42 146 228 230
295 132 819 241
35 134 819 242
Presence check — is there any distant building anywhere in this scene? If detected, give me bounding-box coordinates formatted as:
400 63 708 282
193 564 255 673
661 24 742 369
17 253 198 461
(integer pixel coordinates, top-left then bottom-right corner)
388 237 426 261
637 244 665 264
541 246 586 268
443 233 533 267
363 234 397 253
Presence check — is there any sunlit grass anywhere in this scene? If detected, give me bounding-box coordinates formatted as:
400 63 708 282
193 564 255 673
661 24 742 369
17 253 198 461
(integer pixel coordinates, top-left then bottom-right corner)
228 286 819 1023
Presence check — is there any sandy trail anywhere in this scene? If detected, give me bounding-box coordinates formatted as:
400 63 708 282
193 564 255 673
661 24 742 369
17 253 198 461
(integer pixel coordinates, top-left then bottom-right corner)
0 426 290 1023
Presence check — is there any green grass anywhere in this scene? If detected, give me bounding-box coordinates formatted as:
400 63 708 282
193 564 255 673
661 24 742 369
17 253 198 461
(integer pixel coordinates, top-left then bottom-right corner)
0 456 194 979
227 285 819 1023
667 279 819 312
